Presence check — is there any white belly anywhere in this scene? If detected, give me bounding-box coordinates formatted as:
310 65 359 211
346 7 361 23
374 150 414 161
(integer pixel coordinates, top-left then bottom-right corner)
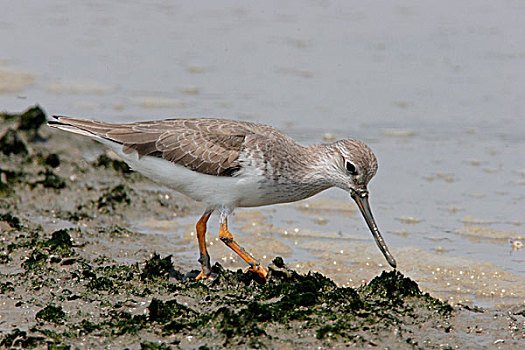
102 139 276 209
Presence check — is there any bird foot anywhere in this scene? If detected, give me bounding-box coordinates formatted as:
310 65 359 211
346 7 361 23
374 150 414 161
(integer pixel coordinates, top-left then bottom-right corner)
247 264 268 281
195 270 215 280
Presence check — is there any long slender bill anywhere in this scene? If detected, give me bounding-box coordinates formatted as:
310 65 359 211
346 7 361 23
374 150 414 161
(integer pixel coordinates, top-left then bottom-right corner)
351 190 397 268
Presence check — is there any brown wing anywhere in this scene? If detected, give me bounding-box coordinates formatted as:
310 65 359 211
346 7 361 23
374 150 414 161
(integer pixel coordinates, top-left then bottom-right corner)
50 116 267 176
152 130 245 176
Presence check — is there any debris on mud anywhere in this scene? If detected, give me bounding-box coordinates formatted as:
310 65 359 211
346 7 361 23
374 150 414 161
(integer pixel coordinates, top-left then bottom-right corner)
97 184 132 211
95 153 132 174
1 106 524 349
0 128 29 156
1 105 47 141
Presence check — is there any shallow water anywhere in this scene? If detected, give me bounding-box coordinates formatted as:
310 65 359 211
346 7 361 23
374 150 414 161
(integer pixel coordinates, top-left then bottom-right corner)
1 1 524 307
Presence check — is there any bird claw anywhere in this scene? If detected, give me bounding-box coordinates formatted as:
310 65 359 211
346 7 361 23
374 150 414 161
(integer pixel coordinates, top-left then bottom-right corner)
195 271 215 280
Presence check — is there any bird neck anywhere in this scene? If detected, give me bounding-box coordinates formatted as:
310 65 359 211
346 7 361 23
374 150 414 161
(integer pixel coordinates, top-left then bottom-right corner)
295 143 337 189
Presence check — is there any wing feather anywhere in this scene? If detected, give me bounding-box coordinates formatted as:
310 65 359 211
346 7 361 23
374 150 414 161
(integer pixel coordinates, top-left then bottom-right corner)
49 116 293 177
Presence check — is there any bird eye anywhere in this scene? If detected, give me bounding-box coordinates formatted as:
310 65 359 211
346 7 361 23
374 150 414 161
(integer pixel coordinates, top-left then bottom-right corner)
345 161 357 175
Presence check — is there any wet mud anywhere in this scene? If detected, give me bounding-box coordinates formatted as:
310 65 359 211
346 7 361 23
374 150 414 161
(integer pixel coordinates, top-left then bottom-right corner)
1 107 524 349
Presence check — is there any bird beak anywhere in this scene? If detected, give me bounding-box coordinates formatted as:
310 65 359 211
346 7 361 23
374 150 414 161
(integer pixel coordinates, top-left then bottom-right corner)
351 189 397 268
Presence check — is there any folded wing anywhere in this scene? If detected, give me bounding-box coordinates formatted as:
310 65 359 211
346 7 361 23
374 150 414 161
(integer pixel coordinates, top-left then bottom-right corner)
49 117 254 176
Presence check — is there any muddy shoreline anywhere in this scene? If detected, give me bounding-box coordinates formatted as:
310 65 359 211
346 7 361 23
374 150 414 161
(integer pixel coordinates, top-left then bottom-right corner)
1 107 524 349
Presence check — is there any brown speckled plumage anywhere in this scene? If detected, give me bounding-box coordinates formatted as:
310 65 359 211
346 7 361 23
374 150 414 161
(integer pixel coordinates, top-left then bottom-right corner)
49 117 302 177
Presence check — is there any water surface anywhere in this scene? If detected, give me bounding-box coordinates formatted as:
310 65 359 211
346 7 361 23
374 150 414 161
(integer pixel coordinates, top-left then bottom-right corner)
1 1 524 306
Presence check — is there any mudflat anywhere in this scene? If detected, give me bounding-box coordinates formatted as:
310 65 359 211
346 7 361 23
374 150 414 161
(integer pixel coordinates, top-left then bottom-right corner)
0 107 523 349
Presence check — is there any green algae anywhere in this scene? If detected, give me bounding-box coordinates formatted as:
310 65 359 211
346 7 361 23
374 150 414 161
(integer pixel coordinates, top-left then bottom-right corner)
15 105 47 136
31 327 64 345
0 167 26 196
0 128 28 156
0 329 45 349
22 248 49 270
0 106 67 199
107 225 134 236
47 345 71 350
1 233 455 348
108 311 148 336
17 229 76 270
96 184 131 211
149 298 196 323
31 169 66 190
141 253 183 281
36 304 66 324
140 341 173 350
95 153 132 174
0 281 15 293
0 212 22 229
42 153 61 168
45 229 74 251
87 275 115 292
34 255 450 347
0 106 47 155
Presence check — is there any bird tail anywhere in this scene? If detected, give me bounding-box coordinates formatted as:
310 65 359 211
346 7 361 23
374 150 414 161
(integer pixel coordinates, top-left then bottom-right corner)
47 116 112 139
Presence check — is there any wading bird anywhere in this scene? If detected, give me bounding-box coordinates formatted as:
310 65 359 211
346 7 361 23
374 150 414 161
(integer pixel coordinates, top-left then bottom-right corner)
48 116 396 280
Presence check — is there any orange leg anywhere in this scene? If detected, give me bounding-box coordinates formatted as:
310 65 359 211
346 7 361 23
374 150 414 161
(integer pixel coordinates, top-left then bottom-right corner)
219 218 268 280
195 210 213 280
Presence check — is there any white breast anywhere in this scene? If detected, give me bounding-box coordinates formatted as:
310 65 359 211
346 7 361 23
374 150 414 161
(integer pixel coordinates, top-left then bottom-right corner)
100 139 270 209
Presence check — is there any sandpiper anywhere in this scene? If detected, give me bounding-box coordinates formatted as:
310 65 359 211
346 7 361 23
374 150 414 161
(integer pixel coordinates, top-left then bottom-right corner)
48 116 396 280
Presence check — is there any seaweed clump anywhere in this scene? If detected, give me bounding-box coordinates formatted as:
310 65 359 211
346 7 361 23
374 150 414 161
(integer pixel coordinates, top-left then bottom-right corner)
96 257 452 348
141 253 184 281
96 184 131 211
36 304 66 324
1 105 47 141
1 246 455 349
0 128 28 156
165 260 452 347
31 168 66 190
15 228 77 271
0 329 45 349
95 153 132 174
0 105 67 197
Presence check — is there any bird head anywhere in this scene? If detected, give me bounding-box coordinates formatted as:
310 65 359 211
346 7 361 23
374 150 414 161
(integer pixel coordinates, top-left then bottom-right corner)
328 139 397 268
